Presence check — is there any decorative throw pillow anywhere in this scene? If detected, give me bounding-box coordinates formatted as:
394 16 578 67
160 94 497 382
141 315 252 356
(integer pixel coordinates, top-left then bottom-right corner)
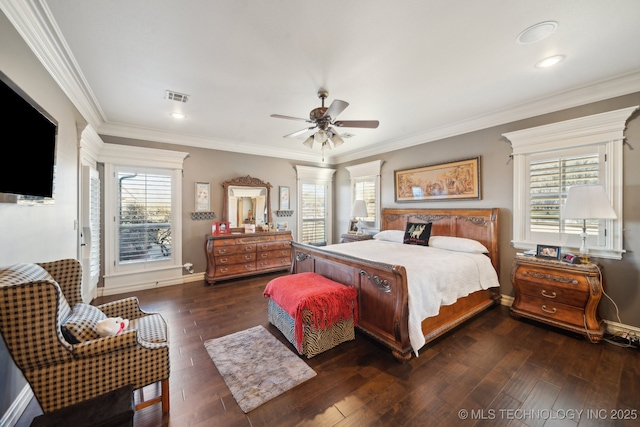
373 230 405 243
62 303 106 344
403 222 432 246
428 236 489 253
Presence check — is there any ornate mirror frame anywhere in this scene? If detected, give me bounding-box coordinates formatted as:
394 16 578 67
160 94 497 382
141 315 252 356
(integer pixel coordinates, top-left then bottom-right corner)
222 175 272 229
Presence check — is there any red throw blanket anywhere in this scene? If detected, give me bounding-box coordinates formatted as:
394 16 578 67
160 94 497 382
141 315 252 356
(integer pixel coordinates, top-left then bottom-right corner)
263 273 358 350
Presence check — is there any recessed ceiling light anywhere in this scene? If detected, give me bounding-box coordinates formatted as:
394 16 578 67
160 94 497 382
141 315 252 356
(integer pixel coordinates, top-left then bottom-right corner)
170 112 186 119
535 55 565 68
517 21 558 44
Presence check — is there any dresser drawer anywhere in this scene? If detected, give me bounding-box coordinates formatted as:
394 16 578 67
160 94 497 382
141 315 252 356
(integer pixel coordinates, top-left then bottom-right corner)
257 257 291 269
215 262 256 276
516 294 586 328
257 240 291 251
212 244 256 256
257 248 291 260
215 253 256 265
514 280 588 308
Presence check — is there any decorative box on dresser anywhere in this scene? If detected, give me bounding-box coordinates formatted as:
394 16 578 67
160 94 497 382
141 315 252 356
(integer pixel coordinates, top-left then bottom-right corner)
510 255 605 341
339 233 374 243
205 231 292 285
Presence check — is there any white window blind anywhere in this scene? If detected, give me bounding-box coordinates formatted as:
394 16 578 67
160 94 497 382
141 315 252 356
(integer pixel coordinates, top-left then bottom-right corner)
118 171 172 264
530 150 601 241
354 178 376 223
301 183 326 245
89 173 101 278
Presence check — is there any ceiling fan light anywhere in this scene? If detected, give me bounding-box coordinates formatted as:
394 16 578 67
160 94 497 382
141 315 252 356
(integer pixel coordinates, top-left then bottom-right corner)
303 135 314 148
330 133 344 147
314 130 327 143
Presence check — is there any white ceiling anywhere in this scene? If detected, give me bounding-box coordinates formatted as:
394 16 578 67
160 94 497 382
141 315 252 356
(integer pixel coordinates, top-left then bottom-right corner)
6 1 640 164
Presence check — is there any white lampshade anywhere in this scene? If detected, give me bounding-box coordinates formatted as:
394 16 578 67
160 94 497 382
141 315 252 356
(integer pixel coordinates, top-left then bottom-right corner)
563 185 617 220
350 199 368 218
302 135 314 148
314 130 328 144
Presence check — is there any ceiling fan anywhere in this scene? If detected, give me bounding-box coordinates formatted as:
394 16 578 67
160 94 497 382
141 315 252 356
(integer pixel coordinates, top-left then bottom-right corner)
270 90 379 153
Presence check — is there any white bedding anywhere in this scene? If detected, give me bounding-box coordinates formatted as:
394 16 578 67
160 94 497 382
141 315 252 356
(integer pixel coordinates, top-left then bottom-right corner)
320 239 500 356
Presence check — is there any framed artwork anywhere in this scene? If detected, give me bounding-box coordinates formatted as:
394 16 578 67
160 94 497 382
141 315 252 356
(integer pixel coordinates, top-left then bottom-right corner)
268 222 276 232
537 244 561 260
348 219 358 234
394 157 480 202
195 182 210 212
276 221 288 231
279 186 290 210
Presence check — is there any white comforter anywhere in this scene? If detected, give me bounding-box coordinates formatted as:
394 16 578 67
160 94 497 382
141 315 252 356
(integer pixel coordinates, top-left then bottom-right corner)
320 240 500 355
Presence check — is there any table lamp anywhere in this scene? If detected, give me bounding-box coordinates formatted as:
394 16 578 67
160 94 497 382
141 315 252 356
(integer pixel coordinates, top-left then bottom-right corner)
350 199 368 235
563 184 617 264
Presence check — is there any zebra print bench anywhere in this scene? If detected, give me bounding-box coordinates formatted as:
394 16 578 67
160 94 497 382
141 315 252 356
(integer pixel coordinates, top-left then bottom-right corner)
264 273 357 358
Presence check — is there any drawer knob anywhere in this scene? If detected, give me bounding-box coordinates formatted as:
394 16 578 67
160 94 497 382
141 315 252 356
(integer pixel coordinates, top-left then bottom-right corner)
261 253 268 258
541 290 556 298
541 305 557 314
220 258 228 264
220 267 228 273
218 249 227 254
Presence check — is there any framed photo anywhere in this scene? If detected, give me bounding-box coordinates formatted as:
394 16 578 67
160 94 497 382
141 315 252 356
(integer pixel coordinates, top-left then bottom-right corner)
279 186 290 210
276 221 288 231
348 219 358 234
268 222 276 232
195 182 210 212
537 244 561 260
218 221 230 234
394 157 480 202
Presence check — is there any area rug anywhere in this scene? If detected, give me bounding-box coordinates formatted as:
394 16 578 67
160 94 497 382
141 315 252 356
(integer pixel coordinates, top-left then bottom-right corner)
204 325 317 413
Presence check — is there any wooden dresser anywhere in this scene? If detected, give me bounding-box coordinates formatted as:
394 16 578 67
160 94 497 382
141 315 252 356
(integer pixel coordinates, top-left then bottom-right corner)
205 231 292 285
510 255 605 341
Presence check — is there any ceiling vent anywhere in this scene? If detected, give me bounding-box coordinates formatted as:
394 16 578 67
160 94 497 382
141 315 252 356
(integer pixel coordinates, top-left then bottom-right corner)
165 90 189 103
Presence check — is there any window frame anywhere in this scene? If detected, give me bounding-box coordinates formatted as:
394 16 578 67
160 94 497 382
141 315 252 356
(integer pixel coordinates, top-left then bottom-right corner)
346 160 382 233
101 143 188 295
295 165 336 245
504 106 637 260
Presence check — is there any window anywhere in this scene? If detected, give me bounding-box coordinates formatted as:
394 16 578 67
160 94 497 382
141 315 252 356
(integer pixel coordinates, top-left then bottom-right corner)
505 106 636 260
117 170 172 264
101 143 188 295
295 165 336 245
346 160 382 232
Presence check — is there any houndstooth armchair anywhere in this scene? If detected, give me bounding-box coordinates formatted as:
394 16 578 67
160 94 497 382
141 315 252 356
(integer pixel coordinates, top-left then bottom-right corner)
0 259 170 414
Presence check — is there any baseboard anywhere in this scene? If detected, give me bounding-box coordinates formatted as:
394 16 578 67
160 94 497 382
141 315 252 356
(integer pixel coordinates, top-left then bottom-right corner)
0 384 33 427
500 293 638 338
182 272 205 283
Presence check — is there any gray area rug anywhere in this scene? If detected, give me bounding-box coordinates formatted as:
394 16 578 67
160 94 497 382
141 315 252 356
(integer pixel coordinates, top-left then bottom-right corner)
204 325 317 413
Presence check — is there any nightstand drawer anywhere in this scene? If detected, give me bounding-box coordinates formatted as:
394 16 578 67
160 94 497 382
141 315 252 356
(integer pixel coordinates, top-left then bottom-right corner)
514 280 588 308
515 295 586 328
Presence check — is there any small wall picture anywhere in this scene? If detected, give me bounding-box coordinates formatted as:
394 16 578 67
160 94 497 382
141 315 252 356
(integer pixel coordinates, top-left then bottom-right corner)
279 186 290 210
195 182 210 212
537 244 561 260
348 219 358 234
276 221 288 231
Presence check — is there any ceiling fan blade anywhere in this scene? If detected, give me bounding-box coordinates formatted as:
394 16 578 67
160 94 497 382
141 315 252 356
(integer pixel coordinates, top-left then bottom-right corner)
283 127 315 138
334 120 379 129
322 99 349 119
270 114 312 123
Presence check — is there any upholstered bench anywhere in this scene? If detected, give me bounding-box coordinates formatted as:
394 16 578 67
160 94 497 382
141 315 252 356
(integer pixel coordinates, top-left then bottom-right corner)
263 272 358 358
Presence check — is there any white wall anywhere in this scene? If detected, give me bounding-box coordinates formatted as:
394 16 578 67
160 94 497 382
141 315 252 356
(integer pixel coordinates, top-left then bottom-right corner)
0 11 81 423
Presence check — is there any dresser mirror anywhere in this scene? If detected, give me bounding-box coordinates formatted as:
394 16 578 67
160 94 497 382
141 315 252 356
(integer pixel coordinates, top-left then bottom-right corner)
222 176 272 229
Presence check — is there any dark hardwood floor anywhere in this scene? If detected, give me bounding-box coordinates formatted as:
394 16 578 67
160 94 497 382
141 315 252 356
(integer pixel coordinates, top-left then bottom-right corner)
17 272 639 426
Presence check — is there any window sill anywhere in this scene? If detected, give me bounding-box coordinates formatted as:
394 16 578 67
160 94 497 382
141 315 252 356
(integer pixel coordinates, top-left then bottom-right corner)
511 240 624 261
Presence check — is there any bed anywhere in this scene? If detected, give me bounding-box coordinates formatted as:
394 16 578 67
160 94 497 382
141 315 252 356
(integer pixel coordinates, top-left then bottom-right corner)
291 208 501 361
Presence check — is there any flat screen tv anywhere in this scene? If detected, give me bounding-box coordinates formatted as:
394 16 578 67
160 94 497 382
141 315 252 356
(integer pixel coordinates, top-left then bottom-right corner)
0 70 58 199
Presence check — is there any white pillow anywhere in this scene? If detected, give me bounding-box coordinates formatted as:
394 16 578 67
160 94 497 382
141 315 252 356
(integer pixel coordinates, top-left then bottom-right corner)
428 236 489 254
373 230 404 243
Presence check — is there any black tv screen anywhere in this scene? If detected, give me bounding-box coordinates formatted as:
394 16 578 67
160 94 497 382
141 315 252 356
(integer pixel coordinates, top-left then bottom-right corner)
0 71 57 198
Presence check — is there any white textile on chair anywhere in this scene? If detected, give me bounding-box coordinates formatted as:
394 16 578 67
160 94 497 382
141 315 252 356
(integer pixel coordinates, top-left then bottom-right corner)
321 240 500 355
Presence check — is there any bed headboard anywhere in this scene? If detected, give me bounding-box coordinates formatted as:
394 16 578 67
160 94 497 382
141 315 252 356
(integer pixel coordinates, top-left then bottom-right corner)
382 208 500 273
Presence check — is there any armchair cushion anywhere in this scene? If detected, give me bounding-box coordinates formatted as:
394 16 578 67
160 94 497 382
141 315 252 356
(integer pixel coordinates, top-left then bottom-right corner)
129 314 168 343
62 303 106 344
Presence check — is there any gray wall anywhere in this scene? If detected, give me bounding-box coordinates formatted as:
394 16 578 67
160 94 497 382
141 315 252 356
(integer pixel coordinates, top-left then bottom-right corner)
338 93 640 330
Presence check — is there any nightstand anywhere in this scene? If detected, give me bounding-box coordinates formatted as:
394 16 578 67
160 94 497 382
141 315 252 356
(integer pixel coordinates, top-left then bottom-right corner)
510 255 605 341
339 233 374 243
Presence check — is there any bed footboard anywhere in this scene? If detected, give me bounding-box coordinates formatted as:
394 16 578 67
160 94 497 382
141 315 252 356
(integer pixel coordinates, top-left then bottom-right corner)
292 242 413 359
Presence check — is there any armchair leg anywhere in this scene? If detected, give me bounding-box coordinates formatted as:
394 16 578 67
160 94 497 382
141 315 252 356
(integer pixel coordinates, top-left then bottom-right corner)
134 379 170 413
